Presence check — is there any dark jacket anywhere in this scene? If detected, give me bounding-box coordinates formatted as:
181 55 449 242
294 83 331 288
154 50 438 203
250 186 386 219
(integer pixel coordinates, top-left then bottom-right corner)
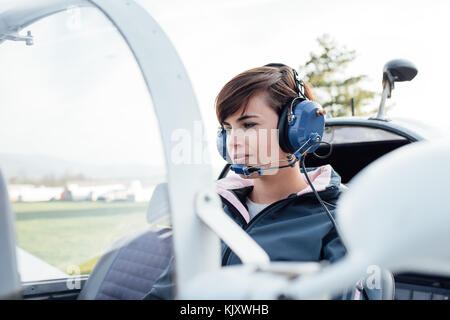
144 165 349 299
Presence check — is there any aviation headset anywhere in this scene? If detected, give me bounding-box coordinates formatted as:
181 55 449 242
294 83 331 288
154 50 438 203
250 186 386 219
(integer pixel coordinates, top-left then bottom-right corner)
216 63 326 176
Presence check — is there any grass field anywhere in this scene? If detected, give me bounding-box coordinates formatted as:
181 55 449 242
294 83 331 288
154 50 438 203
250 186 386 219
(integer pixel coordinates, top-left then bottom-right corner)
13 201 149 276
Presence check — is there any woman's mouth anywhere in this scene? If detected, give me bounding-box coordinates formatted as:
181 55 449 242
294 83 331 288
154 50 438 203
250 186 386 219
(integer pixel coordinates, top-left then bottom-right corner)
233 155 250 163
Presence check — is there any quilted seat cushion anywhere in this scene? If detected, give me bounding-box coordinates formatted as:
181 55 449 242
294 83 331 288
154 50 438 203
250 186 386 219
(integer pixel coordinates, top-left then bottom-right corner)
95 229 172 300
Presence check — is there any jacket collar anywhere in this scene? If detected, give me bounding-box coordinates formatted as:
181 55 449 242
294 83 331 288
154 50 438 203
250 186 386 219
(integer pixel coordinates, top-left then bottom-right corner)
215 165 346 223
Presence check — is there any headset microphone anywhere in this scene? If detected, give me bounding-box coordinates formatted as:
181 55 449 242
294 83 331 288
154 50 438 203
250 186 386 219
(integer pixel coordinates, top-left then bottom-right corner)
227 132 321 177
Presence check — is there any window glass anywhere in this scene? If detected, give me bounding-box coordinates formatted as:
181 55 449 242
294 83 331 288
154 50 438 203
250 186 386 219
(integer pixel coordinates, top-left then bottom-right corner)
323 125 408 144
0 5 166 282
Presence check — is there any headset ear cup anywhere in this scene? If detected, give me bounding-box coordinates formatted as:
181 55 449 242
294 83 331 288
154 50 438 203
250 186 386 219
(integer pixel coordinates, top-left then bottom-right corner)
277 102 295 154
287 100 325 154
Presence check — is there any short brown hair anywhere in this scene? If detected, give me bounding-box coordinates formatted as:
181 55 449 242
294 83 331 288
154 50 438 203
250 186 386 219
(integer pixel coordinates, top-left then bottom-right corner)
215 65 315 125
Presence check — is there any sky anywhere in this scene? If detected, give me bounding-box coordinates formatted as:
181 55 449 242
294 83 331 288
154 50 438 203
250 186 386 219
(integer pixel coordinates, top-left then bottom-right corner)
0 0 449 175
137 0 450 125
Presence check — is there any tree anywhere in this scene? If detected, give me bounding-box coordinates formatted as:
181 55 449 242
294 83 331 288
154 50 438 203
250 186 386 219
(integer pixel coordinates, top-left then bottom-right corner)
299 34 376 117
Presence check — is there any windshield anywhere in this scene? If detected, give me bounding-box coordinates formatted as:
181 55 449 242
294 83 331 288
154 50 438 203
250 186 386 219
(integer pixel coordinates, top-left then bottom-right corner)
0 3 167 282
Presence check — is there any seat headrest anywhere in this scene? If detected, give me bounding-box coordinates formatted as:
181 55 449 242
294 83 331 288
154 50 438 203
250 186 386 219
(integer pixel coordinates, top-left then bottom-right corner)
146 182 171 226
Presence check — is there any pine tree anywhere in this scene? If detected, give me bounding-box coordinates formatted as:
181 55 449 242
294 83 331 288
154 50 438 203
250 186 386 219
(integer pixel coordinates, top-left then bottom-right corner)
299 34 376 117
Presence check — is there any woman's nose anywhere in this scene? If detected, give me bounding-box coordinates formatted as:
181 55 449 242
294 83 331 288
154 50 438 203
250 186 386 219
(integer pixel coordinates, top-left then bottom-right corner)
227 128 243 147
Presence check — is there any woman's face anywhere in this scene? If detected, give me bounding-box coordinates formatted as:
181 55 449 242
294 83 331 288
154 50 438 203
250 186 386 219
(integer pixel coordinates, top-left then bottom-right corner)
222 92 288 171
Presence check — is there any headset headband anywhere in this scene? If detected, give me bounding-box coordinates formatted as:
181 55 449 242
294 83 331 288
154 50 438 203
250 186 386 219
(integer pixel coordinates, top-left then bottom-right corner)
264 63 307 126
264 63 305 98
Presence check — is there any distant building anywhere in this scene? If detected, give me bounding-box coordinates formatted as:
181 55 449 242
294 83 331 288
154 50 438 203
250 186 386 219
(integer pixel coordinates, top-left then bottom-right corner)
9 180 155 202
8 184 63 202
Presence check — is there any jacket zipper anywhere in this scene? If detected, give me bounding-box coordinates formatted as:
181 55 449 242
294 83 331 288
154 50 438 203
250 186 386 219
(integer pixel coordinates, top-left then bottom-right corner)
220 195 298 266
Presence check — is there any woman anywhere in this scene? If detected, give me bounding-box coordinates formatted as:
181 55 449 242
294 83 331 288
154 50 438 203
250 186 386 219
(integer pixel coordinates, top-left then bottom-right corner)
145 64 349 299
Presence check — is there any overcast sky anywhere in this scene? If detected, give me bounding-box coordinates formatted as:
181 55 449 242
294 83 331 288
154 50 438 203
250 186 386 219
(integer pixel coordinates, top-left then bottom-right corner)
137 0 450 125
0 0 449 173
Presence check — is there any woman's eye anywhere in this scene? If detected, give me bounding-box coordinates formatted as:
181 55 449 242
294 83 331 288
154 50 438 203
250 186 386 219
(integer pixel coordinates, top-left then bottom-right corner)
243 122 257 129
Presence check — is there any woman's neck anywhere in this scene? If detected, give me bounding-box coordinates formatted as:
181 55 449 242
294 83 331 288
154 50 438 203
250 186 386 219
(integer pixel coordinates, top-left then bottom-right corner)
248 163 308 204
